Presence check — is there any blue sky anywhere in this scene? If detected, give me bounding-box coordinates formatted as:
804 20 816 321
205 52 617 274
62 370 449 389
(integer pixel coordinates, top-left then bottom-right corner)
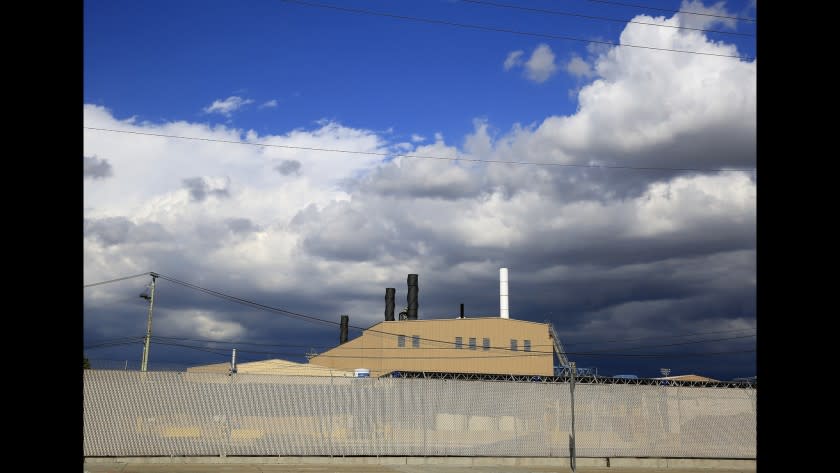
85 0 756 143
84 0 757 379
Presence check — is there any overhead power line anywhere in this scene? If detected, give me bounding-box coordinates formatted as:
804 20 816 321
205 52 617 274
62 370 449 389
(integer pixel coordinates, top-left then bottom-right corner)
152 335 321 348
461 0 753 37
153 335 511 350
562 326 756 346
151 340 231 357
86 336 146 345
106 323 756 350
149 272 756 358
84 338 144 350
155 273 532 353
153 336 550 350
151 339 754 360
83 127 756 174
583 333 755 354
582 0 756 22
83 272 756 360
277 0 752 60
150 272 582 354
150 332 754 352
84 272 152 288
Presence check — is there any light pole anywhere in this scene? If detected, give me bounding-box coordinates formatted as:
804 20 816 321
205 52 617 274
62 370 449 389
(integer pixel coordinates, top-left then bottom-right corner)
140 273 158 372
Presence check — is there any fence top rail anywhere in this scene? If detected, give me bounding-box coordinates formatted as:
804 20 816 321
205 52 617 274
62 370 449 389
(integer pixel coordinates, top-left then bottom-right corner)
383 371 757 388
83 369 756 389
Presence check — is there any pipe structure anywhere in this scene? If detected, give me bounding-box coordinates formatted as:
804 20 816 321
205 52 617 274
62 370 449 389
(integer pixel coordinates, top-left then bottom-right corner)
385 288 396 321
340 315 349 344
407 274 418 320
500 268 509 319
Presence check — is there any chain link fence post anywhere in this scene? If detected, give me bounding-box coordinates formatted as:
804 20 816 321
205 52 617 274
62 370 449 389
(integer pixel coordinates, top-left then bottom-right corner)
570 361 577 472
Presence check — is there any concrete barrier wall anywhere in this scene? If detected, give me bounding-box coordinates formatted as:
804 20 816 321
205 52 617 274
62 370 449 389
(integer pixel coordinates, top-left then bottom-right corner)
83 371 755 458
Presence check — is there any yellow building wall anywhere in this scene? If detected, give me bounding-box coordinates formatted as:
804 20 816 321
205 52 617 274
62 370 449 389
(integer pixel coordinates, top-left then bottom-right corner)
309 318 554 377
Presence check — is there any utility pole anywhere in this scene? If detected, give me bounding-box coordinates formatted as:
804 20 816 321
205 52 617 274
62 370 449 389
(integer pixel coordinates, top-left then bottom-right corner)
570 361 577 472
140 273 158 372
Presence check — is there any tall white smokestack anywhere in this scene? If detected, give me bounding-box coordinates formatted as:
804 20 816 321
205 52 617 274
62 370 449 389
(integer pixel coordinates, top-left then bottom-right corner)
500 267 509 319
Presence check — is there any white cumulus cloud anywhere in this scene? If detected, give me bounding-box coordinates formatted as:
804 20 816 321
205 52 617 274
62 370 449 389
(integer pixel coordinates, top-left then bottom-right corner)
524 44 558 83
203 96 255 116
505 44 559 83
503 50 524 71
566 55 595 79
677 0 738 30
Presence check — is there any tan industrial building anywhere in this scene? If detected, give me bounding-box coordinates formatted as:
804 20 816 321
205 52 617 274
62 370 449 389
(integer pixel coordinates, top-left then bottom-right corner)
308 317 558 377
186 358 355 377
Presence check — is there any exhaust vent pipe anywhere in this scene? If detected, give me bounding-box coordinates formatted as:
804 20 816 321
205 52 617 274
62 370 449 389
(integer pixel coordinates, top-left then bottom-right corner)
385 288 396 321
407 274 419 320
500 268 509 319
340 315 349 344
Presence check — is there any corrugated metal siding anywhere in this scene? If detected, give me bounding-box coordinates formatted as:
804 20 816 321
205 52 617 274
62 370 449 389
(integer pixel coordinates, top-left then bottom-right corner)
84 370 756 458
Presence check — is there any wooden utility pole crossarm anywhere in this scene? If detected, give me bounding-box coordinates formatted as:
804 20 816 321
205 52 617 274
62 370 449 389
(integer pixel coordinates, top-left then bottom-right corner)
140 273 158 372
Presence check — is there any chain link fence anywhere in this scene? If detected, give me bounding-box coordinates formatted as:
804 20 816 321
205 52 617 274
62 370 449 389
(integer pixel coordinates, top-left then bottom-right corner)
84 370 755 458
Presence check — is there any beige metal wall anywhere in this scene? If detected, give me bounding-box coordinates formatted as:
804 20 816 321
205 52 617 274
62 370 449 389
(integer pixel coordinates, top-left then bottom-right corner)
309 318 554 377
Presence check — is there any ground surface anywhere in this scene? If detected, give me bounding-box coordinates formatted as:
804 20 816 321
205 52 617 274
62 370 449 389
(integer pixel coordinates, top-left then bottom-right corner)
83 464 756 473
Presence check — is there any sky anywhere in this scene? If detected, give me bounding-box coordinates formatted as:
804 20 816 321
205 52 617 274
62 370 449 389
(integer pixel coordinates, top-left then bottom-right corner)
83 0 757 380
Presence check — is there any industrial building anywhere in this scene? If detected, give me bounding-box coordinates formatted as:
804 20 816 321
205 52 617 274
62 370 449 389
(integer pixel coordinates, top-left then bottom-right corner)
184 268 732 384
308 269 569 377
308 317 558 377
186 269 570 378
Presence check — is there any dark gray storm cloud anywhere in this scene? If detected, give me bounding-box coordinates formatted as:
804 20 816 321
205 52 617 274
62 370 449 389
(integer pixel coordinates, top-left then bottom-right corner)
355 159 484 200
182 177 230 202
84 155 113 179
179 219 262 252
84 217 170 246
275 160 301 176
226 218 260 234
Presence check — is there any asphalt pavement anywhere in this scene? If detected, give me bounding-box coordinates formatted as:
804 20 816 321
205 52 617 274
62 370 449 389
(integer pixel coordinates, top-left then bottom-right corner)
84 462 756 473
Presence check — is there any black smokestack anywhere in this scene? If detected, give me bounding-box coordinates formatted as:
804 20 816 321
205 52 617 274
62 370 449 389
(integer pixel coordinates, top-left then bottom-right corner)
407 274 418 320
340 315 349 344
460 303 464 319
385 288 396 321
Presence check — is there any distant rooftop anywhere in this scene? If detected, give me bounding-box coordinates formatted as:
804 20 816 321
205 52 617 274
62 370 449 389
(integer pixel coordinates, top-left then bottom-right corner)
655 374 720 383
187 358 355 377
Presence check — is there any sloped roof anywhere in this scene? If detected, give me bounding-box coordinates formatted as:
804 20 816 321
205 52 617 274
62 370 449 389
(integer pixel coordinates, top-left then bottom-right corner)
657 374 720 382
187 358 355 377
